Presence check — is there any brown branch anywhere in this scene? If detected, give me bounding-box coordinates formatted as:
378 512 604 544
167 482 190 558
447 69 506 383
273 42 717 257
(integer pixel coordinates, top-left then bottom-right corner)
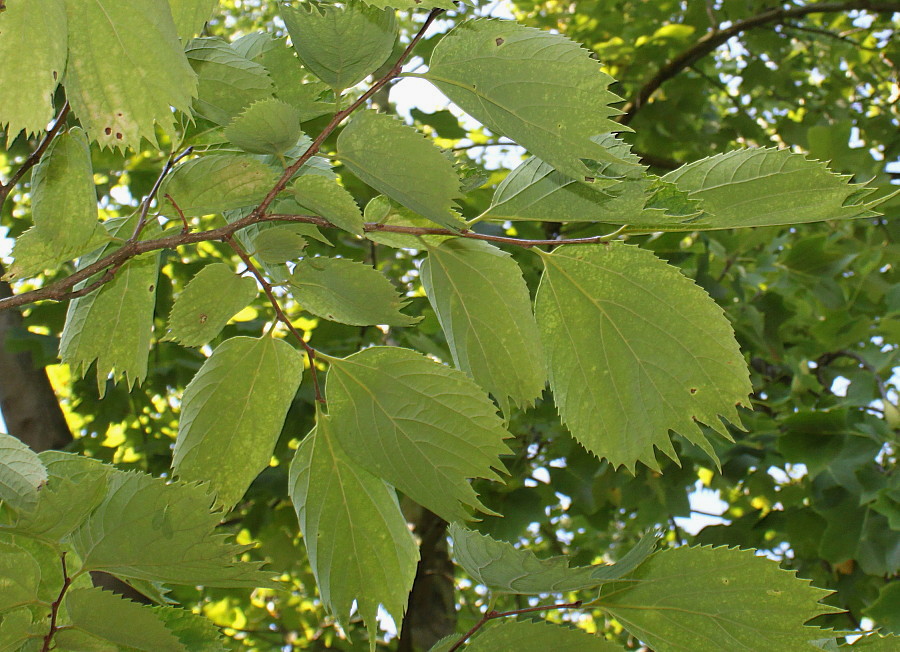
0 102 70 206
620 1 900 124
446 600 583 652
41 552 72 652
129 146 194 241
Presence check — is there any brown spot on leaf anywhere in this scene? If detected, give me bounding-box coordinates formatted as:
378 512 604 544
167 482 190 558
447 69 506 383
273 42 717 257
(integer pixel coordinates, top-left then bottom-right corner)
104 128 112 135
199 314 208 324
689 388 697 394
584 176 595 183
495 38 504 46
52 70 58 80
148 285 155 292
117 112 123 117
115 132 123 140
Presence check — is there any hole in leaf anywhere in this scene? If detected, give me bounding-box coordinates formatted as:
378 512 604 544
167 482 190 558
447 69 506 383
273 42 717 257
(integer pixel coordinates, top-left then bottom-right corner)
689 388 697 394
584 176 595 183
495 38 504 46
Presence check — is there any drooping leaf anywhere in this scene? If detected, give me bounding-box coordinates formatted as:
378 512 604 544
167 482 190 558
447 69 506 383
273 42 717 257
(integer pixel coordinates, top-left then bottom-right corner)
0 0 66 146
661 147 892 229
467 619 625 652
289 256 421 327
60 587 185 651
289 415 418 640
185 37 274 125
153 605 229 651
337 110 464 230
325 346 511 522
69 471 276 587
165 263 259 347
63 0 197 150
291 175 365 236
420 239 546 415
594 546 837 651
281 2 397 92
0 541 42 612
173 336 303 510
426 19 636 186
0 432 46 514
534 243 751 471
449 523 657 595
167 0 218 41
224 98 304 155
159 154 277 217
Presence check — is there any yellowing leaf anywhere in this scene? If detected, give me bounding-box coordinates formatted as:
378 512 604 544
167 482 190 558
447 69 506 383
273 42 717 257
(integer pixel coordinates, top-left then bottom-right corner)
159 154 277 217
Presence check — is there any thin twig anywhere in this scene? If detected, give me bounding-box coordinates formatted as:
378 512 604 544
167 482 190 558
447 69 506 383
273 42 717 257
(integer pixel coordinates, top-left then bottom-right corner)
165 193 190 233
130 146 194 241
0 102 70 206
446 600 583 652
41 552 71 652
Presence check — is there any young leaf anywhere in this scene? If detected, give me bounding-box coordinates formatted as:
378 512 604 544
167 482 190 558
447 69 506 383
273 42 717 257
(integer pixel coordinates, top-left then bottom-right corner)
165 263 259 347
69 471 276 587
289 256 421 327
337 110 464 230
63 0 197 150
534 243 751 471
0 541 42 612
0 432 47 514
159 154 277 216
173 336 303 510
289 416 418 642
167 0 218 41
0 0 66 146
661 147 891 229
60 587 185 651
466 619 624 652
224 98 304 155
420 239 546 415
280 2 397 92
325 346 512 522
449 523 657 595
594 546 838 651
291 174 365 236
426 19 636 186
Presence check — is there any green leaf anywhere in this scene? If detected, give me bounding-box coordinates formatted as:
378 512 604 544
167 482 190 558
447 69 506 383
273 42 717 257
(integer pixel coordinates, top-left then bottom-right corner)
165 263 259 347
661 148 891 229
0 541 41 612
426 19 635 186
167 0 218 41
61 587 185 651
844 635 900 650
467 619 624 651
360 0 459 9
0 0 66 146
534 243 750 471
153 605 229 651
289 415 418 640
59 218 161 395
63 0 197 150
337 110 464 230
69 471 276 587
291 175 365 236
0 433 46 514
159 154 277 217
289 256 421 327
865 581 900 635
594 546 837 651
173 336 303 510
185 37 274 126
420 239 546 415
363 196 447 249
224 98 304 155
252 225 308 264
281 2 397 92
449 523 657 595
325 346 511 522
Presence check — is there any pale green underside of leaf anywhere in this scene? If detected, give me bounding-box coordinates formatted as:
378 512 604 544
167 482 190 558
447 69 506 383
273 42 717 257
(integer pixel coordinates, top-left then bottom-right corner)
289 417 418 641
167 0 218 41
153 605 229 651
534 243 751 471
225 98 304 155
291 174 365 236
421 239 546 415
337 110 464 230
449 523 657 595
595 546 838 651
253 225 308 264
426 19 635 186
165 263 258 348
69 470 276 587
0 0 66 146
63 0 197 150
5 225 111 283
325 346 512 522
0 540 42 612
468 619 624 651
281 2 397 92
364 197 450 249
289 256 421 327
159 154 277 217
662 147 890 229
173 336 303 510
0 607 40 649
0 432 47 515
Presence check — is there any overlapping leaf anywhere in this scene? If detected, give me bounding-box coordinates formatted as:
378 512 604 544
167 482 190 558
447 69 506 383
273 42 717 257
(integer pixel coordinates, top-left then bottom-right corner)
420 239 546 414
0 541 42 612
167 0 218 41
534 244 751 471
467 619 624 651
153 605 229 651
291 175 365 236
426 19 636 186
337 110 463 230
289 416 418 642
325 346 512 522
173 336 303 510
0 432 46 514
594 546 837 651
159 154 277 216
63 0 197 149
225 98 304 155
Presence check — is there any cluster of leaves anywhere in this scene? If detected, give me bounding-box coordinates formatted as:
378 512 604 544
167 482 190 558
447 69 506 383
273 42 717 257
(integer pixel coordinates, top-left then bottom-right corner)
0 0 898 649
